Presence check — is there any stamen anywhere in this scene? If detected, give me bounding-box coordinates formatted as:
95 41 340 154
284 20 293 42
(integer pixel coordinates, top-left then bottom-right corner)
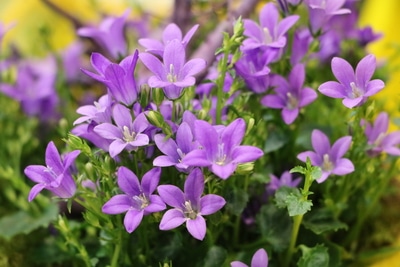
263 27 273 44
215 143 227 166
350 82 363 98
177 148 185 162
322 154 334 172
167 64 177 83
132 193 150 210
44 166 58 179
183 200 197 220
122 126 136 142
286 92 298 110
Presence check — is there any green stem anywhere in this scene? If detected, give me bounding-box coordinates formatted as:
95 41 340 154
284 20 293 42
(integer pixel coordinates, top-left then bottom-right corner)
215 50 229 125
111 226 123 267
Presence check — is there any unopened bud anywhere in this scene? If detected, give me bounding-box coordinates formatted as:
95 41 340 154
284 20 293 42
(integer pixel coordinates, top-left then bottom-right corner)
139 84 152 108
146 110 165 128
152 87 165 106
235 162 255 175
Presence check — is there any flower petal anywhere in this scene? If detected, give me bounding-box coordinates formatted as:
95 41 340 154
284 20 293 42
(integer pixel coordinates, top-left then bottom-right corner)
331 136 352 160
28 183 46 202
251 248 269 267
318 81 347 98
102 194 132 214
124 209 144 233
141 167 161 195
311 129 330 156
158 185 185 208
200 194 226 215
231 146 264 164
184 168 204 205
145 195 166 214
159 209 186 230
355 54 376 87
331 57 355 87
186 215 206 240
117 166 141 196
332 158 354 176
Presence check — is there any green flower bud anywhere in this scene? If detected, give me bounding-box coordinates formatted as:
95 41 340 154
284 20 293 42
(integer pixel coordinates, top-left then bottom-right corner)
235 162 255 175
152 87 165 106
139 84 152 108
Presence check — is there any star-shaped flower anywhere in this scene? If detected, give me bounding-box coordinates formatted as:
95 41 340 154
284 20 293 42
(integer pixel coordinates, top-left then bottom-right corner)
158 168 226 240
139 39 206 99
318 54 384 108
24 141 80 201
102 167 166 233
297 129 354 183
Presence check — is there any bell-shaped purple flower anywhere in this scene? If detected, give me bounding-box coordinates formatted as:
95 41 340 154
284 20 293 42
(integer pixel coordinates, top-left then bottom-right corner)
82 51 139 106
94 103 150 158
139 23 199 56
297 129 354 183
24 141 80 201
261 64 317 124
231 248 269 267
77 9 129 59
318 54 385 108
139 39 206 99
362 112 400 157
182 118 264 179
242 3 299 50
153 122 198 172
102 167 166 233
158 168 226 240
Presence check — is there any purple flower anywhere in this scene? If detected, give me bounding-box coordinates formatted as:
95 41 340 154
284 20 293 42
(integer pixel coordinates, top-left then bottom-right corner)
24 141 80 201
73 94 112 126
139 23 199 56
102 167 166 233
139 39 206 99
297 129 354 183
158 168 226 240
318 54 385 108
0 56 59 121
77 9 129 59
60 41 87 83
261 64 317 124
82 51 139 106
267 171 302 195
182 118 264 179
94 103 150 158
306 0 351 34
290 28 312 65
231 248 269 267
235 49 272 94
153 122 198 172
362 112 400 157
242 3 299 50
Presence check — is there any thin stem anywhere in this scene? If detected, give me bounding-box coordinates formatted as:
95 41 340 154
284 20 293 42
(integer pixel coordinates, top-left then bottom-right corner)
111 225 123 267
215 50 229 125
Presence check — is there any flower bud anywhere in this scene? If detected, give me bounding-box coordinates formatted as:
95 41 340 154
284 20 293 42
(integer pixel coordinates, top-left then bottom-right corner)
139 84 152 108
236 162 255 175
152 87 165 106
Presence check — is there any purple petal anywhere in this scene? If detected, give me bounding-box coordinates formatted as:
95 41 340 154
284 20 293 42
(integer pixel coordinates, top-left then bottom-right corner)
277 15 299 36
260 3 279 33
186 215 206 240
318 81 347 98
243 19 263 42
342 97 364 108
117 167 141 196
63 150 81 170
139 52 166 80
45 142 63 174
163 39 185 74
261 94 286 108
182 24 199 46
297 151 321 166
299 88 318 107
210 162 237 179
90 52 111 74
109 140 127 157
145 195 166 214
331 57 355 86
194 120 218 158
138 38 164 55
230 262 248 267
316 171 331 183
180 58 206 78
112 104 132 129
184 168 204 205
154 134 179 157
200 194 225 215
364 79 385 97
162 23 183 43
332 158 354 176
176 122 194 153
282 108 299 124
311 129 330 155
28 183 46 202
141 167 161 195
102 194 132 214
251 248 269 267
355 54 376 86
182 149 212 167
157 185 185 208
289 64 305 91
231 146 264 164
124 209 144 233
153 155 178 167
159 209 186 230
94 123 122 140
331 136 352 160
24 165 47 183
222 118 246 150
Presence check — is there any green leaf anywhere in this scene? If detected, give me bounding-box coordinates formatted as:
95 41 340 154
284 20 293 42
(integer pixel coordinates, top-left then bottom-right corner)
303 208 348 234
310 167 322 181
274 186 299 209
202 246 227 267
256 205 292 252
286 194 313 217
0 203 58 240
297 244 329 267
264 130 289 153
225 187 249 216
290 166 306 175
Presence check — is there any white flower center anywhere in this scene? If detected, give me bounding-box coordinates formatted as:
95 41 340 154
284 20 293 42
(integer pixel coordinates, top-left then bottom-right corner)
263 27 273 44
373 132 386 147
215 143 227 166
167 64 177 83
322 154 334 172
177 148 185 162
286 92 298 110
184 200 198 220
350 82 363 98
132 193 150 210
44 166 58 180
122 126 137 142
